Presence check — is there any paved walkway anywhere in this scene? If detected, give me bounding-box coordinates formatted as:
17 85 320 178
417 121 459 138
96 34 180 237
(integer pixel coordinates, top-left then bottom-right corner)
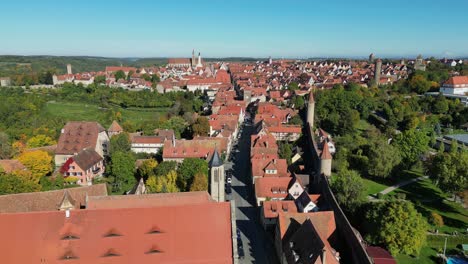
380 176 428 195
367 176 428 201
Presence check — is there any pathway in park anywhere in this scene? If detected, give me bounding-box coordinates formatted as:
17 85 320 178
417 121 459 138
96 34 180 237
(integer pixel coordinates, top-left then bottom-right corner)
368 176 428 201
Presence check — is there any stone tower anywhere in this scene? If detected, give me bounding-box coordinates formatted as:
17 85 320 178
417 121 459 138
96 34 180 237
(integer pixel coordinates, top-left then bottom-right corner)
374 58 382 85
196 53 203 68
67 64 72 75
414 54 426 71
209 149 225 202
307 91 315 128
191 49 196 68
369 53 375 63
320 142 332 177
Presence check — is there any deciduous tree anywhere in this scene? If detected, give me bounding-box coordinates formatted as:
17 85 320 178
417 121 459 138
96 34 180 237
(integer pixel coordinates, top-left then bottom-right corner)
393 129 429 166
190 172 208 191
110 151 136 192
191 117 210 137
26 134 56 148
114 70 126 81
137 158 158 180
18 150 53 181
110 133 131 155
177 158 208 191
331 169 367 212
365 201 427 256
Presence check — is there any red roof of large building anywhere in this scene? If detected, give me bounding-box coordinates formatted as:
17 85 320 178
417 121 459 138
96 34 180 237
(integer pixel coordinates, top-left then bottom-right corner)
56 122 106 155
444 76 468 86
0 195 232 263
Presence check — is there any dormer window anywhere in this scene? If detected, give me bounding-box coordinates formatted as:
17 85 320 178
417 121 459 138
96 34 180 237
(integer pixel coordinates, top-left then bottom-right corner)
103 228 122 237
102 248 120 257
146 245 163 254
60 250 78 260
61 234 79 240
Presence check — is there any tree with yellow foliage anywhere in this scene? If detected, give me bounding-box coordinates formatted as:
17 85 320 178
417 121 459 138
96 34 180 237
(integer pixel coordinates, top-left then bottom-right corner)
146 170 179 193
137 158 158 180
189 172 208 192
26 134 56 148
18 150 53 182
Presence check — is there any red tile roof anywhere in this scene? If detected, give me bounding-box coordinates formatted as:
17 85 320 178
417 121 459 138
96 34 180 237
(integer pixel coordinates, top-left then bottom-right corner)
262 195 320 219
251 158 288 178
278 211 338 264
0 184 108 213
445 76 468 86
108 121 123 133
366 246 397 264
163 137 228 160
255 177 293 199
0 159 26 173
131 136 165 144
0 201 232 263
56 122 106 155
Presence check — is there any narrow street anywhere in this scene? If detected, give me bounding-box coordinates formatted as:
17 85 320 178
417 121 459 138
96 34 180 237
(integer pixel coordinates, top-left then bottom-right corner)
225 121 278 264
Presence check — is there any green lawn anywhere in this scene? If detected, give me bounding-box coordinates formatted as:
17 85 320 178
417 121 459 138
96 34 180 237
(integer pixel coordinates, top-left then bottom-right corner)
396 235 468 264
385 177 468 234
362 178 390 196
44 101 169 128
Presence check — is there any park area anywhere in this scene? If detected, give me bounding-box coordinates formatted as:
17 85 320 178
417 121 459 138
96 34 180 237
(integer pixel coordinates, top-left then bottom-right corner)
363 170 468 263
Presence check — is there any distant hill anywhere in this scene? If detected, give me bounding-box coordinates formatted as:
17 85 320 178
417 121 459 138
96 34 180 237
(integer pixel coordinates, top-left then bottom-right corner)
0 55 266 76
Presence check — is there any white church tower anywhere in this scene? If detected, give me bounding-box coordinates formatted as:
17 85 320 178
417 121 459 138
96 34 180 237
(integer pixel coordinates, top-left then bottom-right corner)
209 149 225 202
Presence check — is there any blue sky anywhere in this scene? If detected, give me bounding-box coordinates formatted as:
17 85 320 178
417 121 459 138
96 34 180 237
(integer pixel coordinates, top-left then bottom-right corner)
1 0 467 58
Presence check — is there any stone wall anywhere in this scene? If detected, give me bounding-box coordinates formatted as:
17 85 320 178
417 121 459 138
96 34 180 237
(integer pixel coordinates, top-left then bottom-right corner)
306 122 373 264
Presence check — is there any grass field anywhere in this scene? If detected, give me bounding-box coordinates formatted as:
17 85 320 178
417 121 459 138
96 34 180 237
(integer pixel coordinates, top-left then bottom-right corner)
362 178 390 196
44 101 169 128
396 235 468 264
386 176 468 234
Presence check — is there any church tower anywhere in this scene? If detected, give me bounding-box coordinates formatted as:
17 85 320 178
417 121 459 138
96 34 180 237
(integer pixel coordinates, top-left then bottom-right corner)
196 52 203 68
307 91 315 128
209 149 225 202
191 49 196 68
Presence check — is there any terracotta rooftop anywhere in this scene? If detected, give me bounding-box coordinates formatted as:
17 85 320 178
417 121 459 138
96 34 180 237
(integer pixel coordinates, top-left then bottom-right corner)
87 191 213 209
0 159 27 173
108 120 123 133
70 149 103 171
444 76 468 86
0 184 108 213
366 246 397 264
56 122 106 155
0 202 232 263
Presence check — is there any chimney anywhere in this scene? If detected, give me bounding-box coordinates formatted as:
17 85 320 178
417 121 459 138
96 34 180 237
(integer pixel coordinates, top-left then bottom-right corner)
322 248 327 264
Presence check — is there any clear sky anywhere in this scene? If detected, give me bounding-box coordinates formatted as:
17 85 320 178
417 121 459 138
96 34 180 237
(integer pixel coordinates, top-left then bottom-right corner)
1 0 467 58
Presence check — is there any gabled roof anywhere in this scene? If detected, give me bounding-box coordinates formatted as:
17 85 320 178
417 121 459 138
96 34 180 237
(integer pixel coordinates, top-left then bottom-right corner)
0 184 107 213
108 121 123 133
284 219 325 264
56 122 106 155
0 160 27 173
444 76 468 86
71 149 103 171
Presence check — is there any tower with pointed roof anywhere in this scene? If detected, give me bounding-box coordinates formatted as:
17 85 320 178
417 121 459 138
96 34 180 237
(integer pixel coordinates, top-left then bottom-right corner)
209 148 225 202
191 49 196 68
320 142 332 177
307 91 315 127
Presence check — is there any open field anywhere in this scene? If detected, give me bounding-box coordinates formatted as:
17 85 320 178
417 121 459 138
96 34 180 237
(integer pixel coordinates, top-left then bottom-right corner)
44 101 169 128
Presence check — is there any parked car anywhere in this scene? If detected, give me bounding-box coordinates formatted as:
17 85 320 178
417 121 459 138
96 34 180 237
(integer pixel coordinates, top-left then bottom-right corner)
227 177 232 184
